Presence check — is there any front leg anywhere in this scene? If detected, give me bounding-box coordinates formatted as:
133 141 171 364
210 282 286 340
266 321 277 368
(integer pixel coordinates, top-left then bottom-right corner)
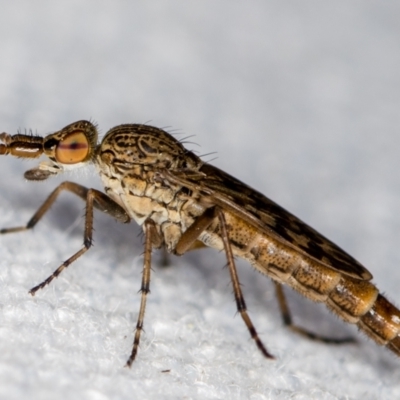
1 181 130 235
0 181 130 294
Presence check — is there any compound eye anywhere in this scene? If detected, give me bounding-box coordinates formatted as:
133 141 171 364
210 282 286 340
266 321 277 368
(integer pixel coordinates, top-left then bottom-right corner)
55 130 89 164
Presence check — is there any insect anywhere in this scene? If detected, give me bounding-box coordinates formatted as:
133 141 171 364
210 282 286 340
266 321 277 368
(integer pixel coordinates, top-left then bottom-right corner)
1 120 400 367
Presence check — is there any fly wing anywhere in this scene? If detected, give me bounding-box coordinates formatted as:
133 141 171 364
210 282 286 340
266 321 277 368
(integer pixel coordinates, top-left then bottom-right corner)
164 163 372 281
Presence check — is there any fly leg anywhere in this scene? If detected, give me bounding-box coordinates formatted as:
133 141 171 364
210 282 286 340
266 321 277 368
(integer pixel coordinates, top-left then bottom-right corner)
175 206 274 359
126 218 163 367
174 207 216 254
274 282 354 343
161 225 207 267
0 181 130 294
217 209 274 358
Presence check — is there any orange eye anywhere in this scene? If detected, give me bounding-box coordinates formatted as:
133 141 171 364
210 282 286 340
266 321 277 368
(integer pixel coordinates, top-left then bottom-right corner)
55 131 89 164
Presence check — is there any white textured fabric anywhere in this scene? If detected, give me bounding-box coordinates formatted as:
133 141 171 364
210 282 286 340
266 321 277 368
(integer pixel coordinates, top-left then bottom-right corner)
0 2 399 399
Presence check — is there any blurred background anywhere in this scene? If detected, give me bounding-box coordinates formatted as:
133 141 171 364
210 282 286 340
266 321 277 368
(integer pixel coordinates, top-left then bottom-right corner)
0 2 400 399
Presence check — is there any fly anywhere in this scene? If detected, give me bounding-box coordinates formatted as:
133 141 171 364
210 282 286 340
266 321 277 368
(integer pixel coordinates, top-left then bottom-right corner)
1 120 399 367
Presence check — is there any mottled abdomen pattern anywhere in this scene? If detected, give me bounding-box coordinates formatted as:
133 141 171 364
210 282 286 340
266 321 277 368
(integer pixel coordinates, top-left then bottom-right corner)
202 209 400 356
